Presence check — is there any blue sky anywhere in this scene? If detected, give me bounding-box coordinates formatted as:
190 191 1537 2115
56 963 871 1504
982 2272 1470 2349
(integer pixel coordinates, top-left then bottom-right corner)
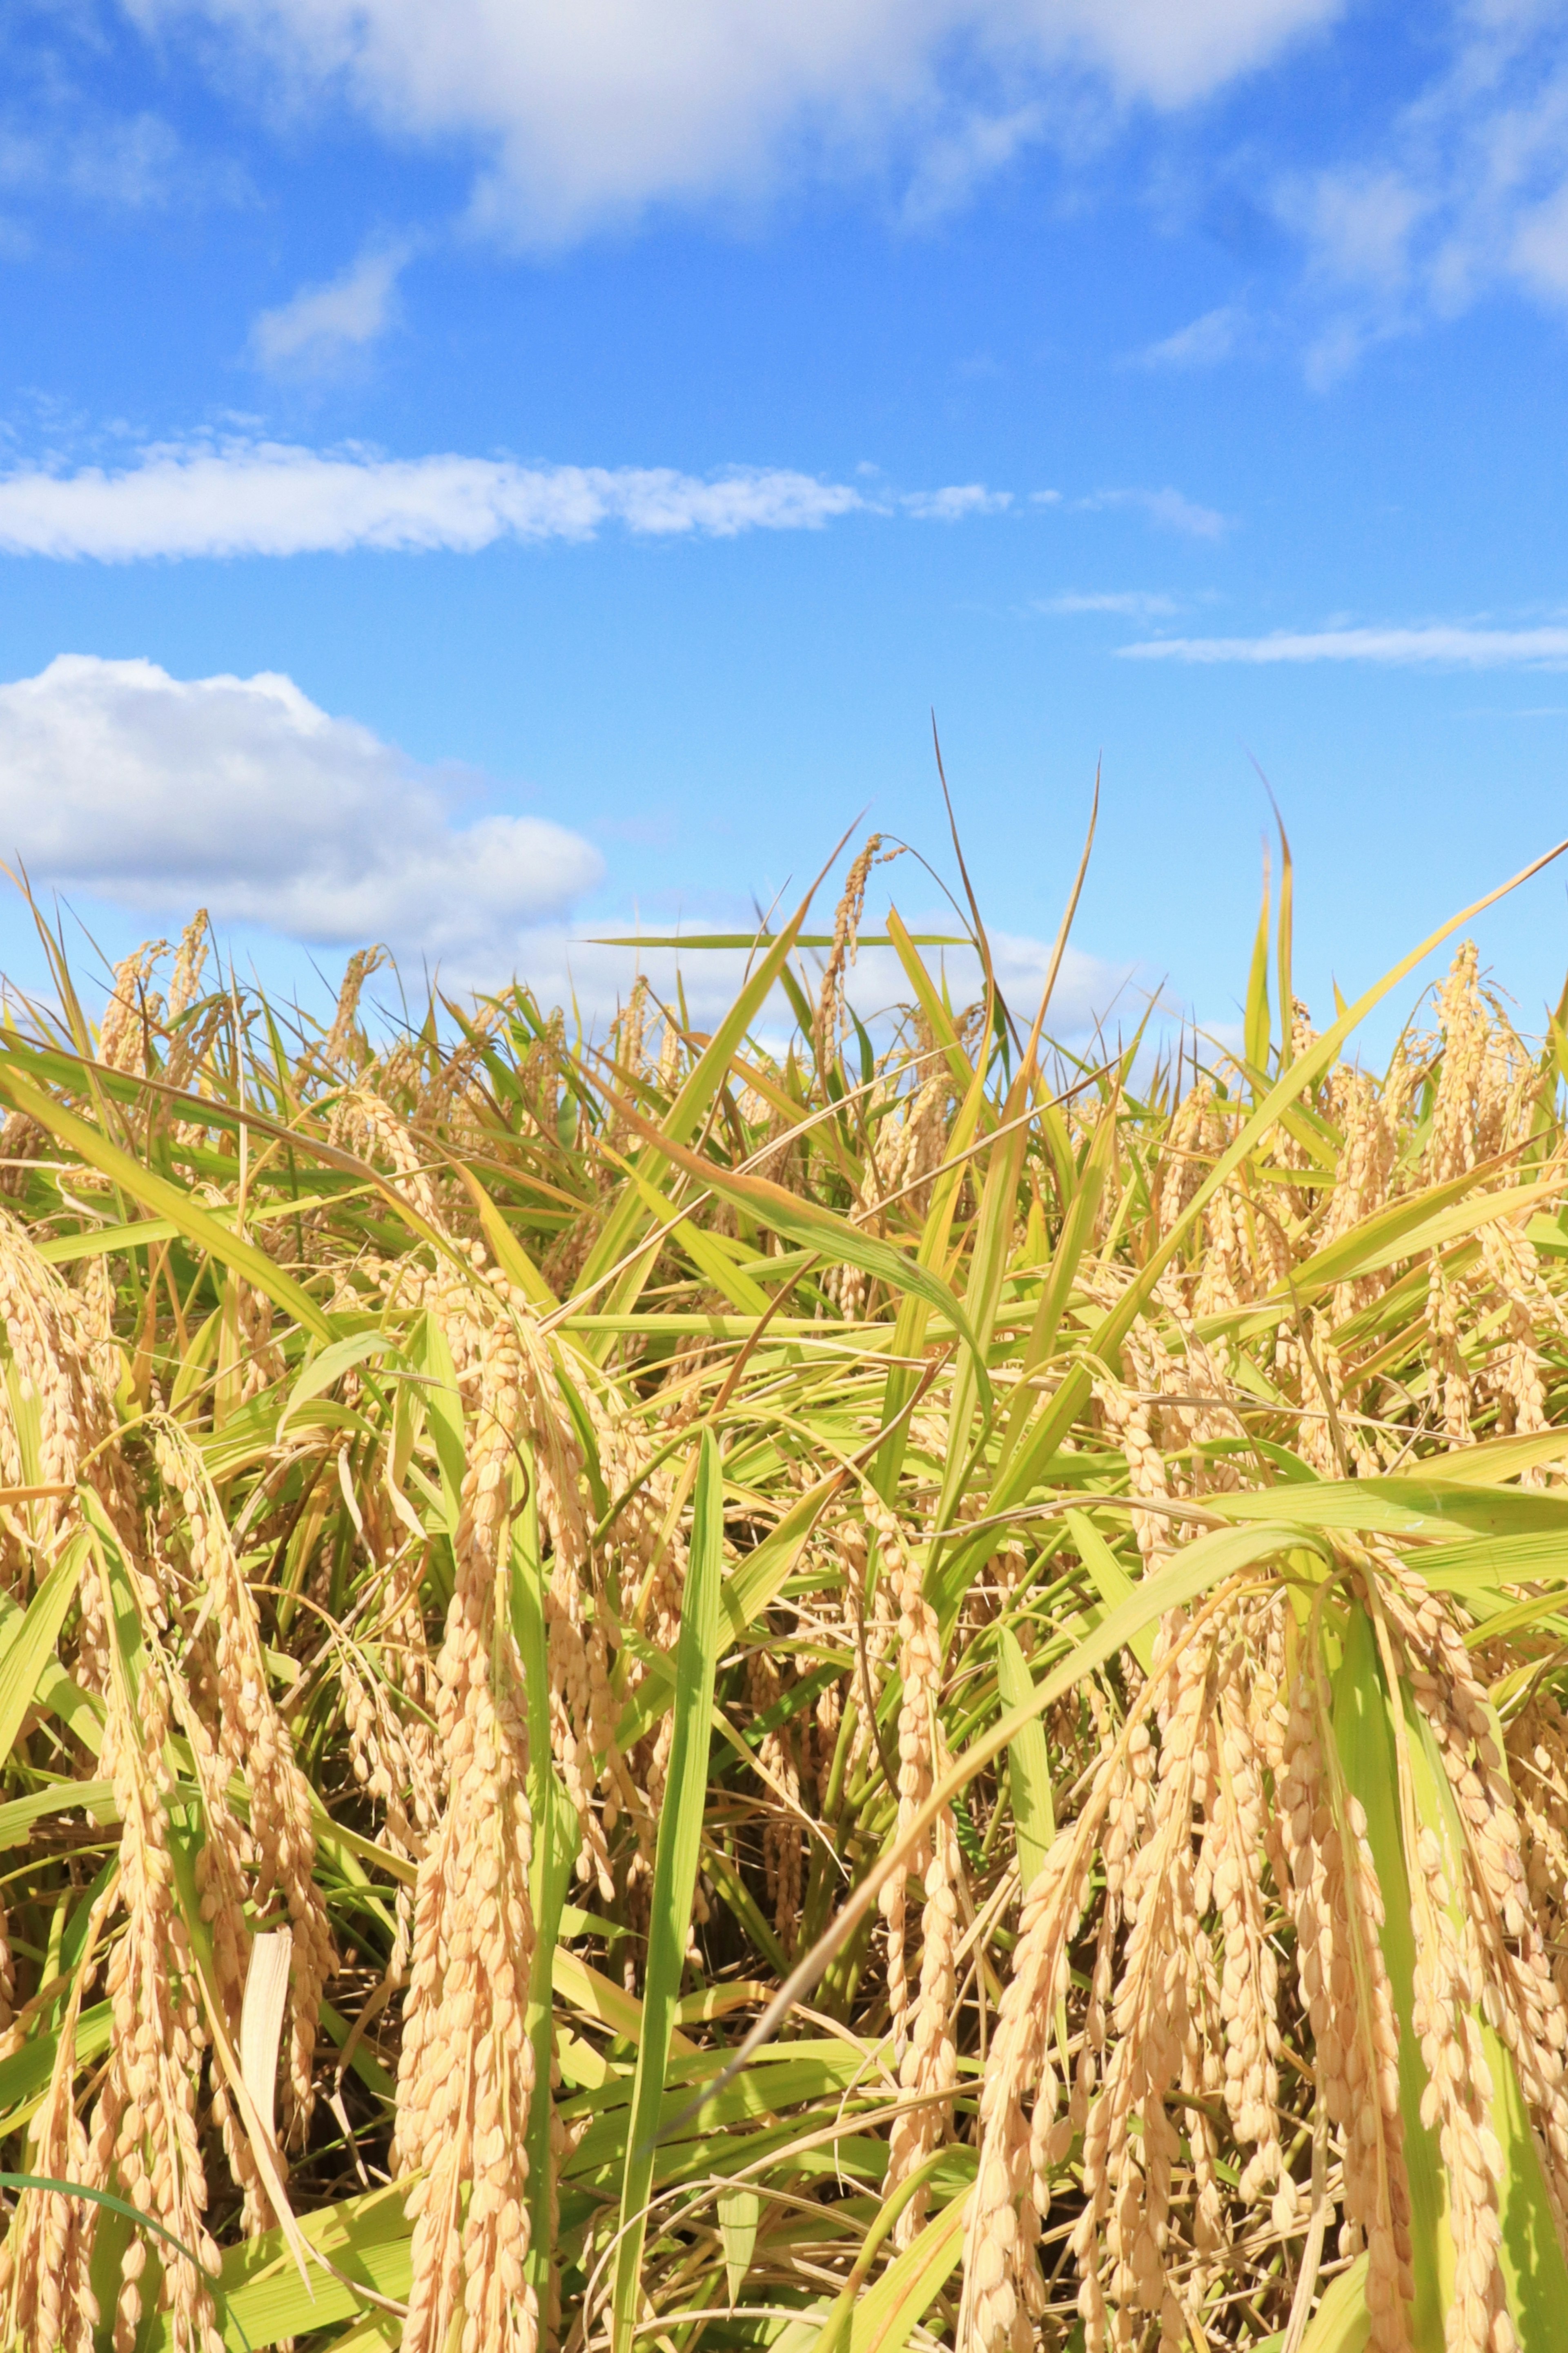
4 0 1568 1044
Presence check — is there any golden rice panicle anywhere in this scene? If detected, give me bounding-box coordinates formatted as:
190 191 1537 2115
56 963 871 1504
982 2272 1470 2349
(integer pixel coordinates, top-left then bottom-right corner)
1426 1262 1474 1449
88 1604 223 2353
814 831 883 1070
866 1477 965 2230
1207 1666 1286 2214
0 1882 116 2353
960 1749 1122 2353
1424 940 1536 1183
394 1319 540 2353
165 908 210 1022
1093 1355 1171 1576
866 1488 941 2069
156 1426 334 2149
1278 1662 1414 2351
1406 1814 1512 2353
1475 1220 1555 1454
320 944 387 1073
1322 1067 1396 1319
1391 1579 1568 2228
1154 1080 1218 1240
886 1795 962 2246
545 1568 616 1902
1070 1633 1210 2353
0 1211 123 1585
95 938 167 1076
1509 1691 1568 2011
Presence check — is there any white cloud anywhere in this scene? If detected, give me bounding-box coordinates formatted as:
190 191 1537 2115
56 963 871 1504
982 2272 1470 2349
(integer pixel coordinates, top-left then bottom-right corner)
0 441 1024 560
120 0 1346 240
0 655 603 972
1134 303 1245 368
900 484 1012 520
1276 9 1568 361
0 440 875 559
1041 588 1180 617
0 110 187 210
526 916 1129 1037
1120 623 1568 667
252 240 413 370
1077 485 1228 538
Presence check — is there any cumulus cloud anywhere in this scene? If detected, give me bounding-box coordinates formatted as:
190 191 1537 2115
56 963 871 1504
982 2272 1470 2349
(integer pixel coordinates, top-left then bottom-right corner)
1119 623 1568 667
0 441 1023 561
251 240 414 370
0 655 604 971
119 0 1346 240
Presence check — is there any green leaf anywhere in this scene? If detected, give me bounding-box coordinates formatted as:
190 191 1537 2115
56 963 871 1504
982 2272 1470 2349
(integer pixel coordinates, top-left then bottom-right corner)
717 2184 761 2302
574 894 816 1296
1332 1603 1449 2351
1279 2256 1370 2353
1064 1507 1155 1673
0 1058 332 1341
138 2181 414 2353
995 1626 1053 1893
1405 1700 1568 2351
849 2185 970 2353
1027 1520 1319 1720
278 1330 396 1433
1207 1479 1568 1541
1245 851 1272 1083
595 1079 995 1421
0 1530 89 1767
610 1426 724 2353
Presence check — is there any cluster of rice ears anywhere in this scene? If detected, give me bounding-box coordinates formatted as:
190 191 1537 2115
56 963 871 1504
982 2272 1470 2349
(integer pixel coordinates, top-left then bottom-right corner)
6 827 1568 2353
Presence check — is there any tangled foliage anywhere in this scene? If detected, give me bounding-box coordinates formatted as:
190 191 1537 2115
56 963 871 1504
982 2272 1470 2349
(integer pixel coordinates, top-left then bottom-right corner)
3 851 1568 2353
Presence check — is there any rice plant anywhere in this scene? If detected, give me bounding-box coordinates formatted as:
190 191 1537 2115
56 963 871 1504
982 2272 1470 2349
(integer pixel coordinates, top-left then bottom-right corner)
2 825 1568 2353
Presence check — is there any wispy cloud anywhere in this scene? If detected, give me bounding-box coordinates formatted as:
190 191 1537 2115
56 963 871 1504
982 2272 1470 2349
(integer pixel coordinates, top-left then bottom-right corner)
0 655 603 973
1040 589 1180 619
0 441 1014 561
1120 624 1568 667
900 484 1012 520
1272 10 1568 372
252 241 415 371
0 110 187 210
1134 304 1245 370
124 0 1348 242
1076 486 1228 539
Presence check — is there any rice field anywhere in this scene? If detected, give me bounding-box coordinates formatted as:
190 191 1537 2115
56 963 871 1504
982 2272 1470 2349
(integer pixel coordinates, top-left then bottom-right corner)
4 827 1568 2353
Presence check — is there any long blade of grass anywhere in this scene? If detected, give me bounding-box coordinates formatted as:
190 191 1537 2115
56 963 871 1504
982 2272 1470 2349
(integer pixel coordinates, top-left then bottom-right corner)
0 1060 333 1340
0 1529 89 1767
608 1425 724 2353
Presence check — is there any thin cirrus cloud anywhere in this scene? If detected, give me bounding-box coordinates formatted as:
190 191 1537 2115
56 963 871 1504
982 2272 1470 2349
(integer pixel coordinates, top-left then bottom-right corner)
251 241 415 371
1120 624 1568 668
119 0 1348 241
1133 304 1245 371
0 654 603 976
0 441 1018 561
1273 11 1568 371
1074 486 1227 539
1041 590 1180 618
